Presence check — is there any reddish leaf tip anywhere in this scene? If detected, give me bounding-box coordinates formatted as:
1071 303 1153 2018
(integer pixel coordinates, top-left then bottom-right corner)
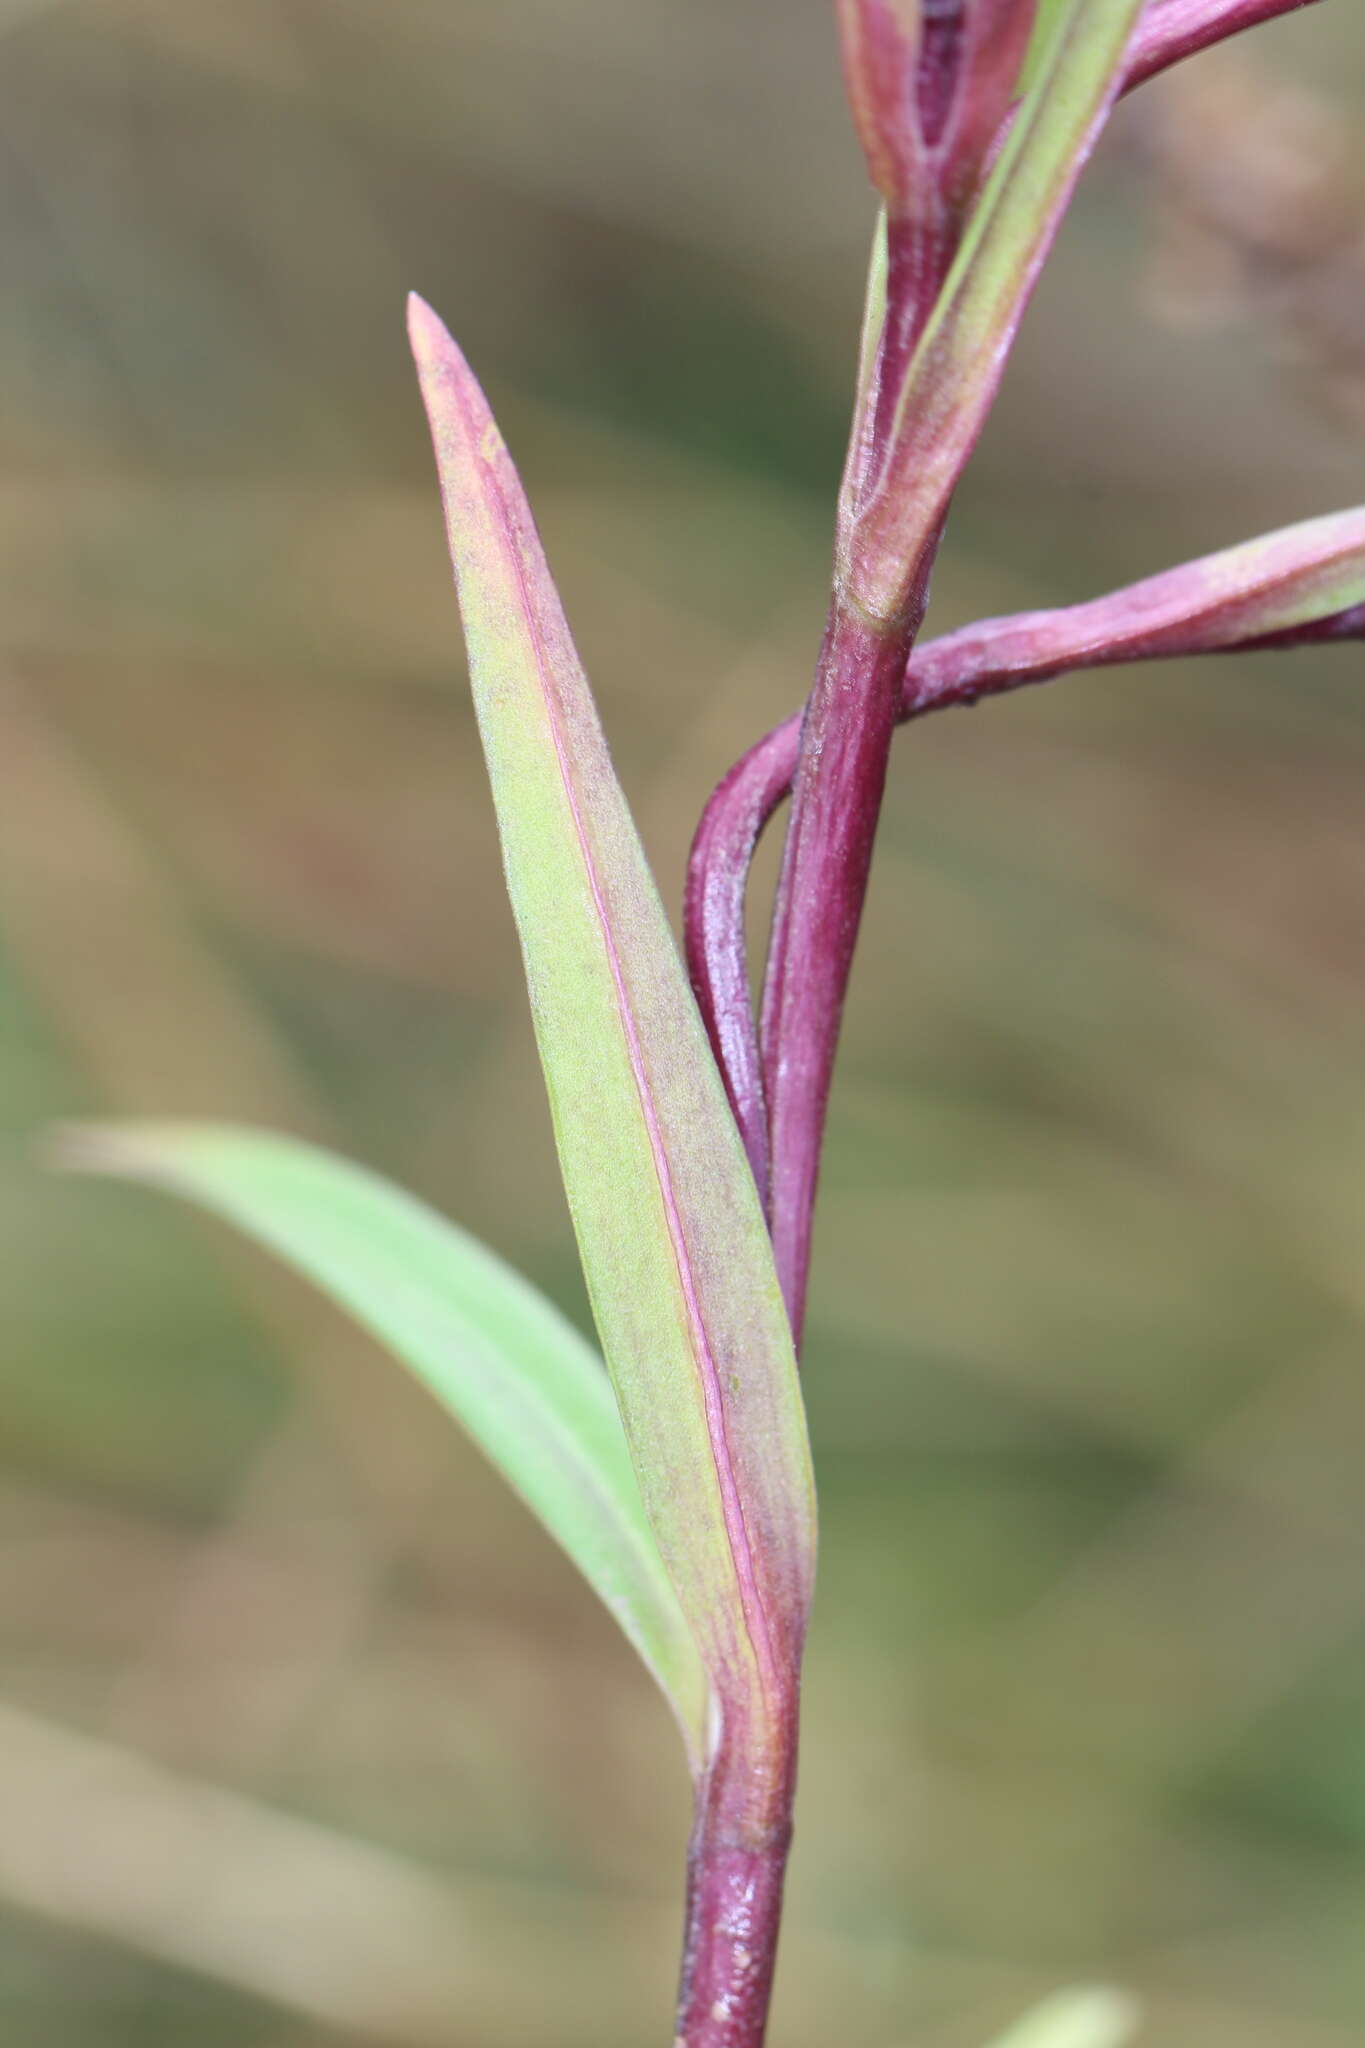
407 294 481 407
406 288 451 365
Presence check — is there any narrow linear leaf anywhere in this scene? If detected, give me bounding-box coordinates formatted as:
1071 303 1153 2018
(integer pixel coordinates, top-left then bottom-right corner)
1187 503 1365 641
903 502 1365 700
853 209 891 442
984 1986 1140 2048
54 1121 709 1763
408 297 816 1739
1019 0 1075 96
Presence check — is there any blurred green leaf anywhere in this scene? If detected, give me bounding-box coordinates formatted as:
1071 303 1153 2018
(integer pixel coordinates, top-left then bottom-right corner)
54 1121 709 1761
984 1987 1139 2048
408 295 815 1740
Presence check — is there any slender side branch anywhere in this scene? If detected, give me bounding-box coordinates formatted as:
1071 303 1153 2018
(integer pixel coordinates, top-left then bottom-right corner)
1124 0 1324 94
687 508 1365 1217
689 0 1327 1275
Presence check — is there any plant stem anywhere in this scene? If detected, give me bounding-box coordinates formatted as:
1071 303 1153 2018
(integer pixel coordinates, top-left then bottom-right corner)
673 1706 799 2048
759 582 930 1344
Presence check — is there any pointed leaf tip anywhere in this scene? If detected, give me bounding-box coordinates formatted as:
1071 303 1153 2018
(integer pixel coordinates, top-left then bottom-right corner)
406 289 446 361
409 297 816 1745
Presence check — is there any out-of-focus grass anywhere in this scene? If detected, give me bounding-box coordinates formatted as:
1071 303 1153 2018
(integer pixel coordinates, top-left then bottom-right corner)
1 3 1364 2043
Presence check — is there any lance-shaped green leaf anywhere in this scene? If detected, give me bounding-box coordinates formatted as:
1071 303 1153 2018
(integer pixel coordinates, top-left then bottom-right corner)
849 0 1144 626
54 1121 709 1763
407 296 816 1747
983 1987 1139 2048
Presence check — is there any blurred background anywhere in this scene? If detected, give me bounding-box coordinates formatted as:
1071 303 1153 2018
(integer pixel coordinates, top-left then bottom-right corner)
2 2 1365 2042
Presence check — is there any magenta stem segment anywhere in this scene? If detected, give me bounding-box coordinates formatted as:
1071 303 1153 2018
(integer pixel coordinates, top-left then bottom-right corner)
677 0 1339 2030
673 1705 799 2048
758 592 930 1341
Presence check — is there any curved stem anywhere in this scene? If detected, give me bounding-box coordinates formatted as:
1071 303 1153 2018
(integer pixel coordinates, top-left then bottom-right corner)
685 523 1365 1230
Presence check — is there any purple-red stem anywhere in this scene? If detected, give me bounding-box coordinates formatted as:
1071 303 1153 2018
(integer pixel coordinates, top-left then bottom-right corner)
673 1711 799 2048
759 586 933 1344
675 3 1331 2040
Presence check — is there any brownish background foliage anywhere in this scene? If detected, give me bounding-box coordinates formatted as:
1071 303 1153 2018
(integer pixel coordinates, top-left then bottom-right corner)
2 4 1364 2043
